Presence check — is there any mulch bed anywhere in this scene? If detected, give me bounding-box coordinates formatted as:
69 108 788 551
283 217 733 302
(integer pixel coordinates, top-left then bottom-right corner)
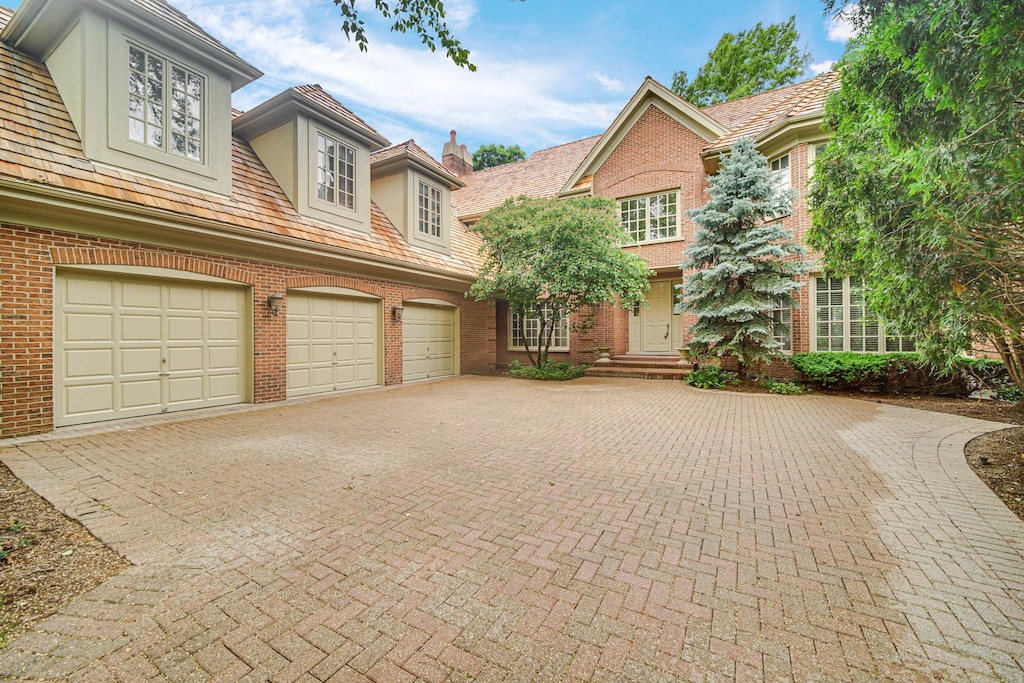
0 390 1021 649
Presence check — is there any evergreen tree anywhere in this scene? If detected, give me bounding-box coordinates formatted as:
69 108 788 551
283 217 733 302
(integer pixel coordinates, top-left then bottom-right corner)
681 138 810 378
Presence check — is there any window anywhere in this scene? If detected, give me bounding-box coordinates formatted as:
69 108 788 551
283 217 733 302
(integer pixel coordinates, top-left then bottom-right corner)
770 154 791 192
316 132 356 210
620 192 678 243
770 304 792 352
511 305 569 350
418 181 443 238
813 276 915 352
128 45 204 161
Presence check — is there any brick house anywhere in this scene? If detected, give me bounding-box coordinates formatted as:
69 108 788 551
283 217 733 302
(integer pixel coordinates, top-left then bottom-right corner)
448 74 916 371
0 0 497 438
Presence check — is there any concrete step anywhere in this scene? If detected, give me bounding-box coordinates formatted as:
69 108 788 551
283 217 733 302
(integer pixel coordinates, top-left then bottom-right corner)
600 358 683 369
584 365 692 380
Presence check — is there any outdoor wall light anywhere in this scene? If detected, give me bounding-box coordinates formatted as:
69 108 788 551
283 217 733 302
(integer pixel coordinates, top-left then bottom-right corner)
392 305 404 322
266 292 284 315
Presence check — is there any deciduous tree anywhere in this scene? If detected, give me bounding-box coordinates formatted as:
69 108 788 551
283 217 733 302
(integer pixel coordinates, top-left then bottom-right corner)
672 17 811 106
469 196 652 366
809 0 1024 392
681 138 810 378
472 143 526 171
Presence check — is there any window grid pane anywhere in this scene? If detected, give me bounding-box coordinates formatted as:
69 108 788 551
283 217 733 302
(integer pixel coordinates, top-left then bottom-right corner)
418 182 443 237
770 305 792 352
128 45 203 158
619 192 678 243
511 304 569 349
814 276 916 353
770 154 791 192
316 133 355 209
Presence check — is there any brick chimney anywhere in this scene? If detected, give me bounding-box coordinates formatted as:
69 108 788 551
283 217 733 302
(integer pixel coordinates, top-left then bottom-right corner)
442 130 473 177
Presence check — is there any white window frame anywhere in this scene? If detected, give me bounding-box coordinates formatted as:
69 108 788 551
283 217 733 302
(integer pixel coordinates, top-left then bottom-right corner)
770 154 791 192
417 180 443 239
315 131 357 211
127 43 205 162
510 304 569 352
812 276 916 353
807 142 829 179
619 191 679 243
770 304 792 353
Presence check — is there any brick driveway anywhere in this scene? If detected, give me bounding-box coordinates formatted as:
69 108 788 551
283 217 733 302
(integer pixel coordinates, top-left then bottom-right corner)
2 376 1023 681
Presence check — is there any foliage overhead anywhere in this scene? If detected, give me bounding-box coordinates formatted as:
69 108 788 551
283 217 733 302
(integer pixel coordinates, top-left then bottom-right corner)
333 0 523 70
472 143 527 171
672 16 811 106
808 0 1024 392
468 196 652 366
681 138 811 378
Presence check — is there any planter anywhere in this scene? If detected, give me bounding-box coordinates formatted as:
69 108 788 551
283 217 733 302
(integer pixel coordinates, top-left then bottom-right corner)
676 346 691 365
595 346 613 364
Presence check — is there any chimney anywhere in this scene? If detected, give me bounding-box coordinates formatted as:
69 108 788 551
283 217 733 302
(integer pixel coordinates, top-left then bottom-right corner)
442 130 473 177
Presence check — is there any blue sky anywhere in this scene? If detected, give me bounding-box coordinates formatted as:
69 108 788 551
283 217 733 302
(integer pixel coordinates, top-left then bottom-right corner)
4 0 857 158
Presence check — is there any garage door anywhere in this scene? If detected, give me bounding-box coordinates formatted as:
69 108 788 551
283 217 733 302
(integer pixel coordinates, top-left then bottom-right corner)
286 293 379 396
402 304 455 381
55 273 247 427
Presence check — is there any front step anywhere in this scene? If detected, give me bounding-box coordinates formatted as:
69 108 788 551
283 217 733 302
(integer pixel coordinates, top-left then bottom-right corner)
584 354 692 380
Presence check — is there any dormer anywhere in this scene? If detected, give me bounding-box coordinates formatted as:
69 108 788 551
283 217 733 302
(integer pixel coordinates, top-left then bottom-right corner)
233 85 389 235
1 0 262 195
371 141 464 256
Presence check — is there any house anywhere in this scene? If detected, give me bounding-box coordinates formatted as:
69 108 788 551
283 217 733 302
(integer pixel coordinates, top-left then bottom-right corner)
447 73 916 371
0 0 497 438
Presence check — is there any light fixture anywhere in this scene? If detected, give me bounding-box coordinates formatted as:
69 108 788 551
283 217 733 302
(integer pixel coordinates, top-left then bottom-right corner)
392 305 404 322
266 292 283 316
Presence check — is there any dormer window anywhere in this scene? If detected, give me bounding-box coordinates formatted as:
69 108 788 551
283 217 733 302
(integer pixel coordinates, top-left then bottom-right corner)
316 132 356 210
128 45 204 161
418 180 443 238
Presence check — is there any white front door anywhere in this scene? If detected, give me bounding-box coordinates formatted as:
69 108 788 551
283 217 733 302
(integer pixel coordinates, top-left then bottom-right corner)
55 273 247 427
631 280 675 353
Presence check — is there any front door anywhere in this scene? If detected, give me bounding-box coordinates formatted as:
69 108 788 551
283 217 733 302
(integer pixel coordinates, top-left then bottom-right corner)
631 280 675 353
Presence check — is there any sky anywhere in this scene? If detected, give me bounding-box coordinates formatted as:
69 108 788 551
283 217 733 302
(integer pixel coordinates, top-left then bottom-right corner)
3 0 859 159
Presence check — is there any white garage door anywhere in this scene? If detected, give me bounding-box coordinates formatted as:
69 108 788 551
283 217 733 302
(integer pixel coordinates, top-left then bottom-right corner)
55 273 247 427
286 294 379 397
402 304 455 381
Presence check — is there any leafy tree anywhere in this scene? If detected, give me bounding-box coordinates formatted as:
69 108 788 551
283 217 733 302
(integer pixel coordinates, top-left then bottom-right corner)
809 0 1024 392
472 144 526 171
681 138 810 379
334 0 524 70
469 196 652 366
672 17 811 106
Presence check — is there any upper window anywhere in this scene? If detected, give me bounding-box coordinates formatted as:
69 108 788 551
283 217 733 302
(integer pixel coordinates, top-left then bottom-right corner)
128 45 204 161
620 192 678 243
770 154 791 193
418 181 443 238
511 305 569 351
316 132 356 210
813 276 915 352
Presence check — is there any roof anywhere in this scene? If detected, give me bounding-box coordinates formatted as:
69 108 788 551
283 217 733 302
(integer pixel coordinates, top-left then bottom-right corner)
292 84 388 147
371 139 464 189
452 72 841 219
0 34 481 280
452 135 601 220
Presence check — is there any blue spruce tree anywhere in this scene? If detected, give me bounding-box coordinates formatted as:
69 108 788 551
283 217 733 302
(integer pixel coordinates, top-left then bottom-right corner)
680 137 810 379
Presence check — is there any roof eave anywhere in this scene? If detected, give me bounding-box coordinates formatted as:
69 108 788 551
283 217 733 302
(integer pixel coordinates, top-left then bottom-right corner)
233 90 390 151
371 150 465 189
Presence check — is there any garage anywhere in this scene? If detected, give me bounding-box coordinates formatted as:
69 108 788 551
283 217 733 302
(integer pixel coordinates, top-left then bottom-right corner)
54 272 247 427
286 293 380 396
402 303 455 381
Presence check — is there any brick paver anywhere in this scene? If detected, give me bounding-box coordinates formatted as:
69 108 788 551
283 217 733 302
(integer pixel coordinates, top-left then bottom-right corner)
2 376 1022 681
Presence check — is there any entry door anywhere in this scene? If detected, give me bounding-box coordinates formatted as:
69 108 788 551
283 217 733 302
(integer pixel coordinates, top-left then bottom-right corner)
638 280 674 353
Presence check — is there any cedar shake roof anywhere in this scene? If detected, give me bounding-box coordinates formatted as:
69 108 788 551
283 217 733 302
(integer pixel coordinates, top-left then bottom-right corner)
371 139 463 188
452 135 601 220
292 84 386 145
0 35 482 278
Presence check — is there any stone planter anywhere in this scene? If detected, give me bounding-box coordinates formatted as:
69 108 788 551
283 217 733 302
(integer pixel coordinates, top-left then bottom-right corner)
595 346 613 364
676 347 691 365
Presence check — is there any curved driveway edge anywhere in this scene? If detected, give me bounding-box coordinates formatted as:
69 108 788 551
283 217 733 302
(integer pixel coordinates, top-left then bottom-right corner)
1 376 1022 682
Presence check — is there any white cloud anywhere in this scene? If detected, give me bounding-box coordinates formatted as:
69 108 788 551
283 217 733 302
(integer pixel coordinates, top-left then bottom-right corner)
442 0 479 31
589 72 626 94
809 60 836 75
826 3 862 42
175 0 619 154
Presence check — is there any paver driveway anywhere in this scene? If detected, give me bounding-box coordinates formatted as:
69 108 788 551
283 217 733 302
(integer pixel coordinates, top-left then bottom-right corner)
2 376 1023 682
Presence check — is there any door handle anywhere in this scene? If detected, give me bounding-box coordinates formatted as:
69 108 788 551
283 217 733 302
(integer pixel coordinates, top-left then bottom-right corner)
664 323 670 339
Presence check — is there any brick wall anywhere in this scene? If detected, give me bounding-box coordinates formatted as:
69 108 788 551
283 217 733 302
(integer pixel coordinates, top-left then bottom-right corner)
0 223 495 438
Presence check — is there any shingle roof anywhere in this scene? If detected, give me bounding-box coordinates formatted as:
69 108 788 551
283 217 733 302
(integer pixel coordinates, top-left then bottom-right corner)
0 37 481 279
292 84 386 146
372 139 462 187
452 135 601 219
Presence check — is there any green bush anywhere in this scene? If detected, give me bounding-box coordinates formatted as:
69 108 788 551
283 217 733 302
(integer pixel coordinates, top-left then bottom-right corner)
507 360 588 381
759 377 808 395
686 366 739 390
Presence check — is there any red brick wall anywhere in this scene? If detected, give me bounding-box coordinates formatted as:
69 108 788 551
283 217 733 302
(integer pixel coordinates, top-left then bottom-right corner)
0 223 495 438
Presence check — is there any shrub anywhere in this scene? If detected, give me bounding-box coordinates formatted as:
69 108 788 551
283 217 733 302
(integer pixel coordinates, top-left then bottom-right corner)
760 377 808 395
686 366 739 390
507 360 588 381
